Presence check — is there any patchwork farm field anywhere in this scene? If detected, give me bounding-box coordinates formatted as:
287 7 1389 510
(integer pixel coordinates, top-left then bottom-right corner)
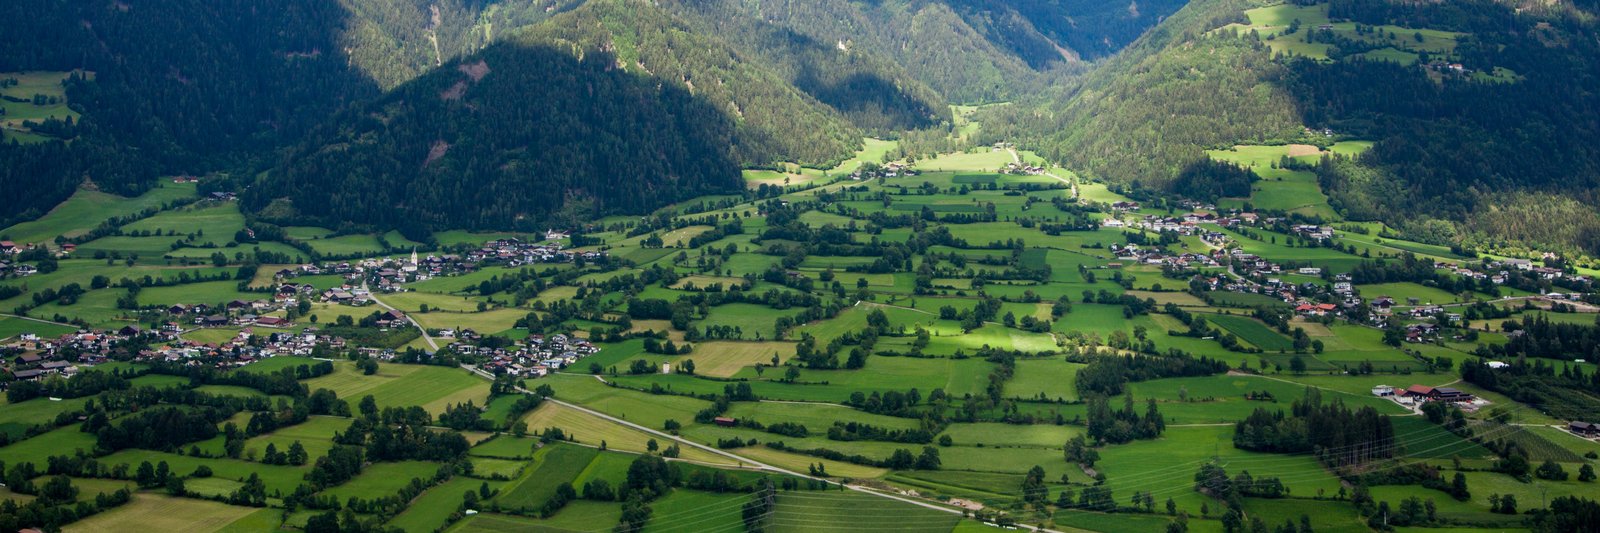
301 361 491 415
0 93 1594 533
63 494 265 533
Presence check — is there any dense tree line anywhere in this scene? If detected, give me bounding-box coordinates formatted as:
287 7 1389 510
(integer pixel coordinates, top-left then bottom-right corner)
93 406 230 453
336 406 472 463
1085 394 1165 444
1073 352 1231 397
1233 388 1397 467
0 473 132 533
1460 358 1600 421
5 369 130 403
1493 314 1600 363
146 359 334 398
1172 158 1259 202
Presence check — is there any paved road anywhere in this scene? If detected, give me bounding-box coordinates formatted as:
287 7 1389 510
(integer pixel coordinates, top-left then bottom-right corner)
1008 148 1077 199
363 284 439 352
459 364 1069 533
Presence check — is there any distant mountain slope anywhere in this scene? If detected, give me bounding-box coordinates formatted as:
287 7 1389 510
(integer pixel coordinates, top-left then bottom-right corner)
944 0 1191 63
517 0 863 167
662 0 1186 103
653 1 952 132
654 0 1035 103
244 44 744 236
997 0 1600 254
981 0 1299 185
339 0 951 134
336 0 590 90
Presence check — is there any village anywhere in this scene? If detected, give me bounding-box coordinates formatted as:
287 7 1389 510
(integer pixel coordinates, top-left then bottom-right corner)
0 320 602 383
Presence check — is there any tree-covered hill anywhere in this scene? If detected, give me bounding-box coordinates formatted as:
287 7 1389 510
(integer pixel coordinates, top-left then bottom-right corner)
990 0 1600 254
244 43 744 237
0 0 382 226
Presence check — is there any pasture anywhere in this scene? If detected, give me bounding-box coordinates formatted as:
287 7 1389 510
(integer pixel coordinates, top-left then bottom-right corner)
121 203 246 246
304 234 387 256
0 183 196 246
64 494 262 533
521 402 732 465
0 315 77 340
409 307 525 335
388 476 505 532
242 415 350 463
645 489 747 532
1206 314 1294 351
320 460 442 502
0 424 98 469
0 71 83 142
494 443 599 511
541 374 712 429
97 449 308 494
767 490 962 533
686 341 797 377
301 362 492 415
1006 358 1083 401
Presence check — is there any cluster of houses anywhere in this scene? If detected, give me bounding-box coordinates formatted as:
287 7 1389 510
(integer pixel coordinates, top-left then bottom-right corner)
1214 212 1263 228
1371 384 1478 406
464 236 604 269
1225 248 1286 277
1290 225 1336 242
466 333 600 379
1108 243 1220 269
0 323 350 382
1 330 131 381
850 162 916 181
0 241 39 277
1128 214 1215 236
1425 61 1469 75
999 161 1045 175
1443 258 1592 288
166 300 297 329
264 235 598 296
133 328 355 367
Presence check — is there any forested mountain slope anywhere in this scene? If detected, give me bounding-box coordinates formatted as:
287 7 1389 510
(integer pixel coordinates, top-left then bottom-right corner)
244 44 744 237
517 0 864 167
660 0 1182 103
336 0 589 90
978 0 1299 187
990 0 1600 254
0 0 381 226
